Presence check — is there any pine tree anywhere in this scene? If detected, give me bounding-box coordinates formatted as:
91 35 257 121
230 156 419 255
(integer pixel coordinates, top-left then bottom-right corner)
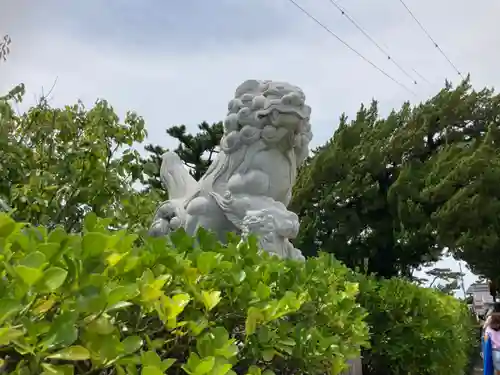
292 78 500 280
140 121 223 195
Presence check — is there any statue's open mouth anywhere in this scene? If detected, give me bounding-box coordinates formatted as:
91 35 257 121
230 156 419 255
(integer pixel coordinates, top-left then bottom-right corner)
263 100 311 119
275 112 304 131
258 103 310 131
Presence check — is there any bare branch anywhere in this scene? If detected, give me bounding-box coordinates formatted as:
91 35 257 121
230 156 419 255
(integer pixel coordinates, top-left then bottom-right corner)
0 35 11 62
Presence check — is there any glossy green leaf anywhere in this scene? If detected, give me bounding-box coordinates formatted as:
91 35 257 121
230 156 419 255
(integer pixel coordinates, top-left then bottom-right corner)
0 327 24 345
122 335 143 354
38 243 62 260
47 346 90 361
41 363 74 375
262 349 275 362
86 315 115 335
167 293 191 319
83 213 98 232
161 358 176 371
20 251 46 268
194 356 215 375
107 284 139 306
15 265 43 286
256 282 270 300
201 290 221 311
82 232 108 256
245 307 263 336
142 366 163 375
0 213 16 238
211 361 233 375
43 312 78 349
142 351 162 368
0 298 22 323
43 267 68 291
47 227 67 244
246 366 262 375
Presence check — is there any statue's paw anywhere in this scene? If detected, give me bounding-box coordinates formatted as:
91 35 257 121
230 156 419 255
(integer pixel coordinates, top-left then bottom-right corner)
292 250 305 262
288 246 305 261
149 218 172 237
150 198 187 238
155 199 187 222
149 216 184 237
156 202 177 220
275 220 299 239
169 216 182 230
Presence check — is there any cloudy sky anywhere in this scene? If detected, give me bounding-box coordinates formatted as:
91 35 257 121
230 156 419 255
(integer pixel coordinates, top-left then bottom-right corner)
2 0 497 292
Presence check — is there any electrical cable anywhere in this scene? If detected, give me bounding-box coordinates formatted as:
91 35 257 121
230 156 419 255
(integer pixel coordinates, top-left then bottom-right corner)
412 68 432 85
326 0 422 86
397 0 464 80
287 0 416 95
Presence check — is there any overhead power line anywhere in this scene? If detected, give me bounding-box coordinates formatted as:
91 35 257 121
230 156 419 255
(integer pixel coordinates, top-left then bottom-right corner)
326 0 422 86
286 0 416 95
397 0 464 80
412 68 432 85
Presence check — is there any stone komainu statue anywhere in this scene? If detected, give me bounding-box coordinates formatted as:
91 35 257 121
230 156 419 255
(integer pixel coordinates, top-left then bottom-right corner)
149 80 313 260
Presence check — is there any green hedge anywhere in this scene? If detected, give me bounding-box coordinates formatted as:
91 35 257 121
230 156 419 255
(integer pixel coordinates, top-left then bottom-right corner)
357 275 476 375
0 212 477 374
0 213 368 375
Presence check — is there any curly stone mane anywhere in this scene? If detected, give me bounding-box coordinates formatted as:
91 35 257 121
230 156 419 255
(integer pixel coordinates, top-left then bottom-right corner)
219 80 313 164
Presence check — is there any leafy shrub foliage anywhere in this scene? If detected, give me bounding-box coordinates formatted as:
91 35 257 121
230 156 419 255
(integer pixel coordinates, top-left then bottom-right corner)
0 213 368 375
358 276 476 375
0 84 158 234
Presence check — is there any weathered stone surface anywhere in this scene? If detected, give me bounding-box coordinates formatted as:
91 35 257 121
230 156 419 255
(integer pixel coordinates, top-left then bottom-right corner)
149 80 313 260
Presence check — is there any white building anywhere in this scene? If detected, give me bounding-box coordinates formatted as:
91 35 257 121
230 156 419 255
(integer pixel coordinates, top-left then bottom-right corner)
466 283 494 316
